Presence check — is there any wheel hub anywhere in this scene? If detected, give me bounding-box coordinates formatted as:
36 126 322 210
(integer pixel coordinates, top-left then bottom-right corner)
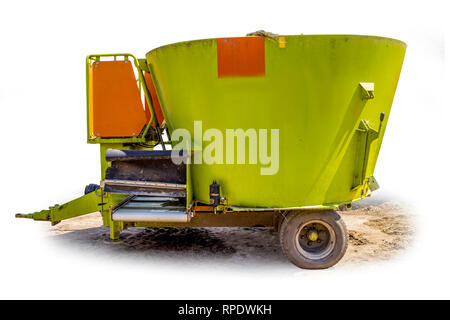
295 220 336 260
307 229 319 242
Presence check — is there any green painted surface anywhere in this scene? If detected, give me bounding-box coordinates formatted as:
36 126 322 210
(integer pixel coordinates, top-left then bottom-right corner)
146 35 406 208
16 192 102 225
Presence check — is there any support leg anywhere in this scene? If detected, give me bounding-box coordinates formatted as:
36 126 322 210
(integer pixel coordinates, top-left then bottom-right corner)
109 220 123 240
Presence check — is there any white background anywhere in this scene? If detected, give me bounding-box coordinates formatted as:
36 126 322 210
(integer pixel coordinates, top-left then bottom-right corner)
0 0 448 299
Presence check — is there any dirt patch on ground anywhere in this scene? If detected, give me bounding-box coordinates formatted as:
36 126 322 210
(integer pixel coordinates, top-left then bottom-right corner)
364 215 413 236
121 228 237 254
47 198 415 268
348 230 371 246
341 200 415 264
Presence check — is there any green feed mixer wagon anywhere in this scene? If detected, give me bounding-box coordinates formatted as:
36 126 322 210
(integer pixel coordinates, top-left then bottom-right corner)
16 34 406 269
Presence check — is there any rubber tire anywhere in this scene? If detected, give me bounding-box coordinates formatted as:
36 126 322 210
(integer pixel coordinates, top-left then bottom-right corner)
279 210 348 269
84 184 99 195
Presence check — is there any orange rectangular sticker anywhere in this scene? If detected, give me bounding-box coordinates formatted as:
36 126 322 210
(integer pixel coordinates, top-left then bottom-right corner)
217 37 265 78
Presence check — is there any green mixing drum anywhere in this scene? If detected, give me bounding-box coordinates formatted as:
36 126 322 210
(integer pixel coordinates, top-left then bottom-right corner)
146 35 406 209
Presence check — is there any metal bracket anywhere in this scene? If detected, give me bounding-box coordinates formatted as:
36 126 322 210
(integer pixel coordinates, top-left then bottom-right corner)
367 176 380 191
352 113 385 189
359 82 375 100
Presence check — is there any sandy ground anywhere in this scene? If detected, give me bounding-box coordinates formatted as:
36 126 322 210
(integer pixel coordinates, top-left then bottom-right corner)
47 197 415 269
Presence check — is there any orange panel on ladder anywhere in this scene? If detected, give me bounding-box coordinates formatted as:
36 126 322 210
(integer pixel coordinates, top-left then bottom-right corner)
89 60 147 138
144 72 165 126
